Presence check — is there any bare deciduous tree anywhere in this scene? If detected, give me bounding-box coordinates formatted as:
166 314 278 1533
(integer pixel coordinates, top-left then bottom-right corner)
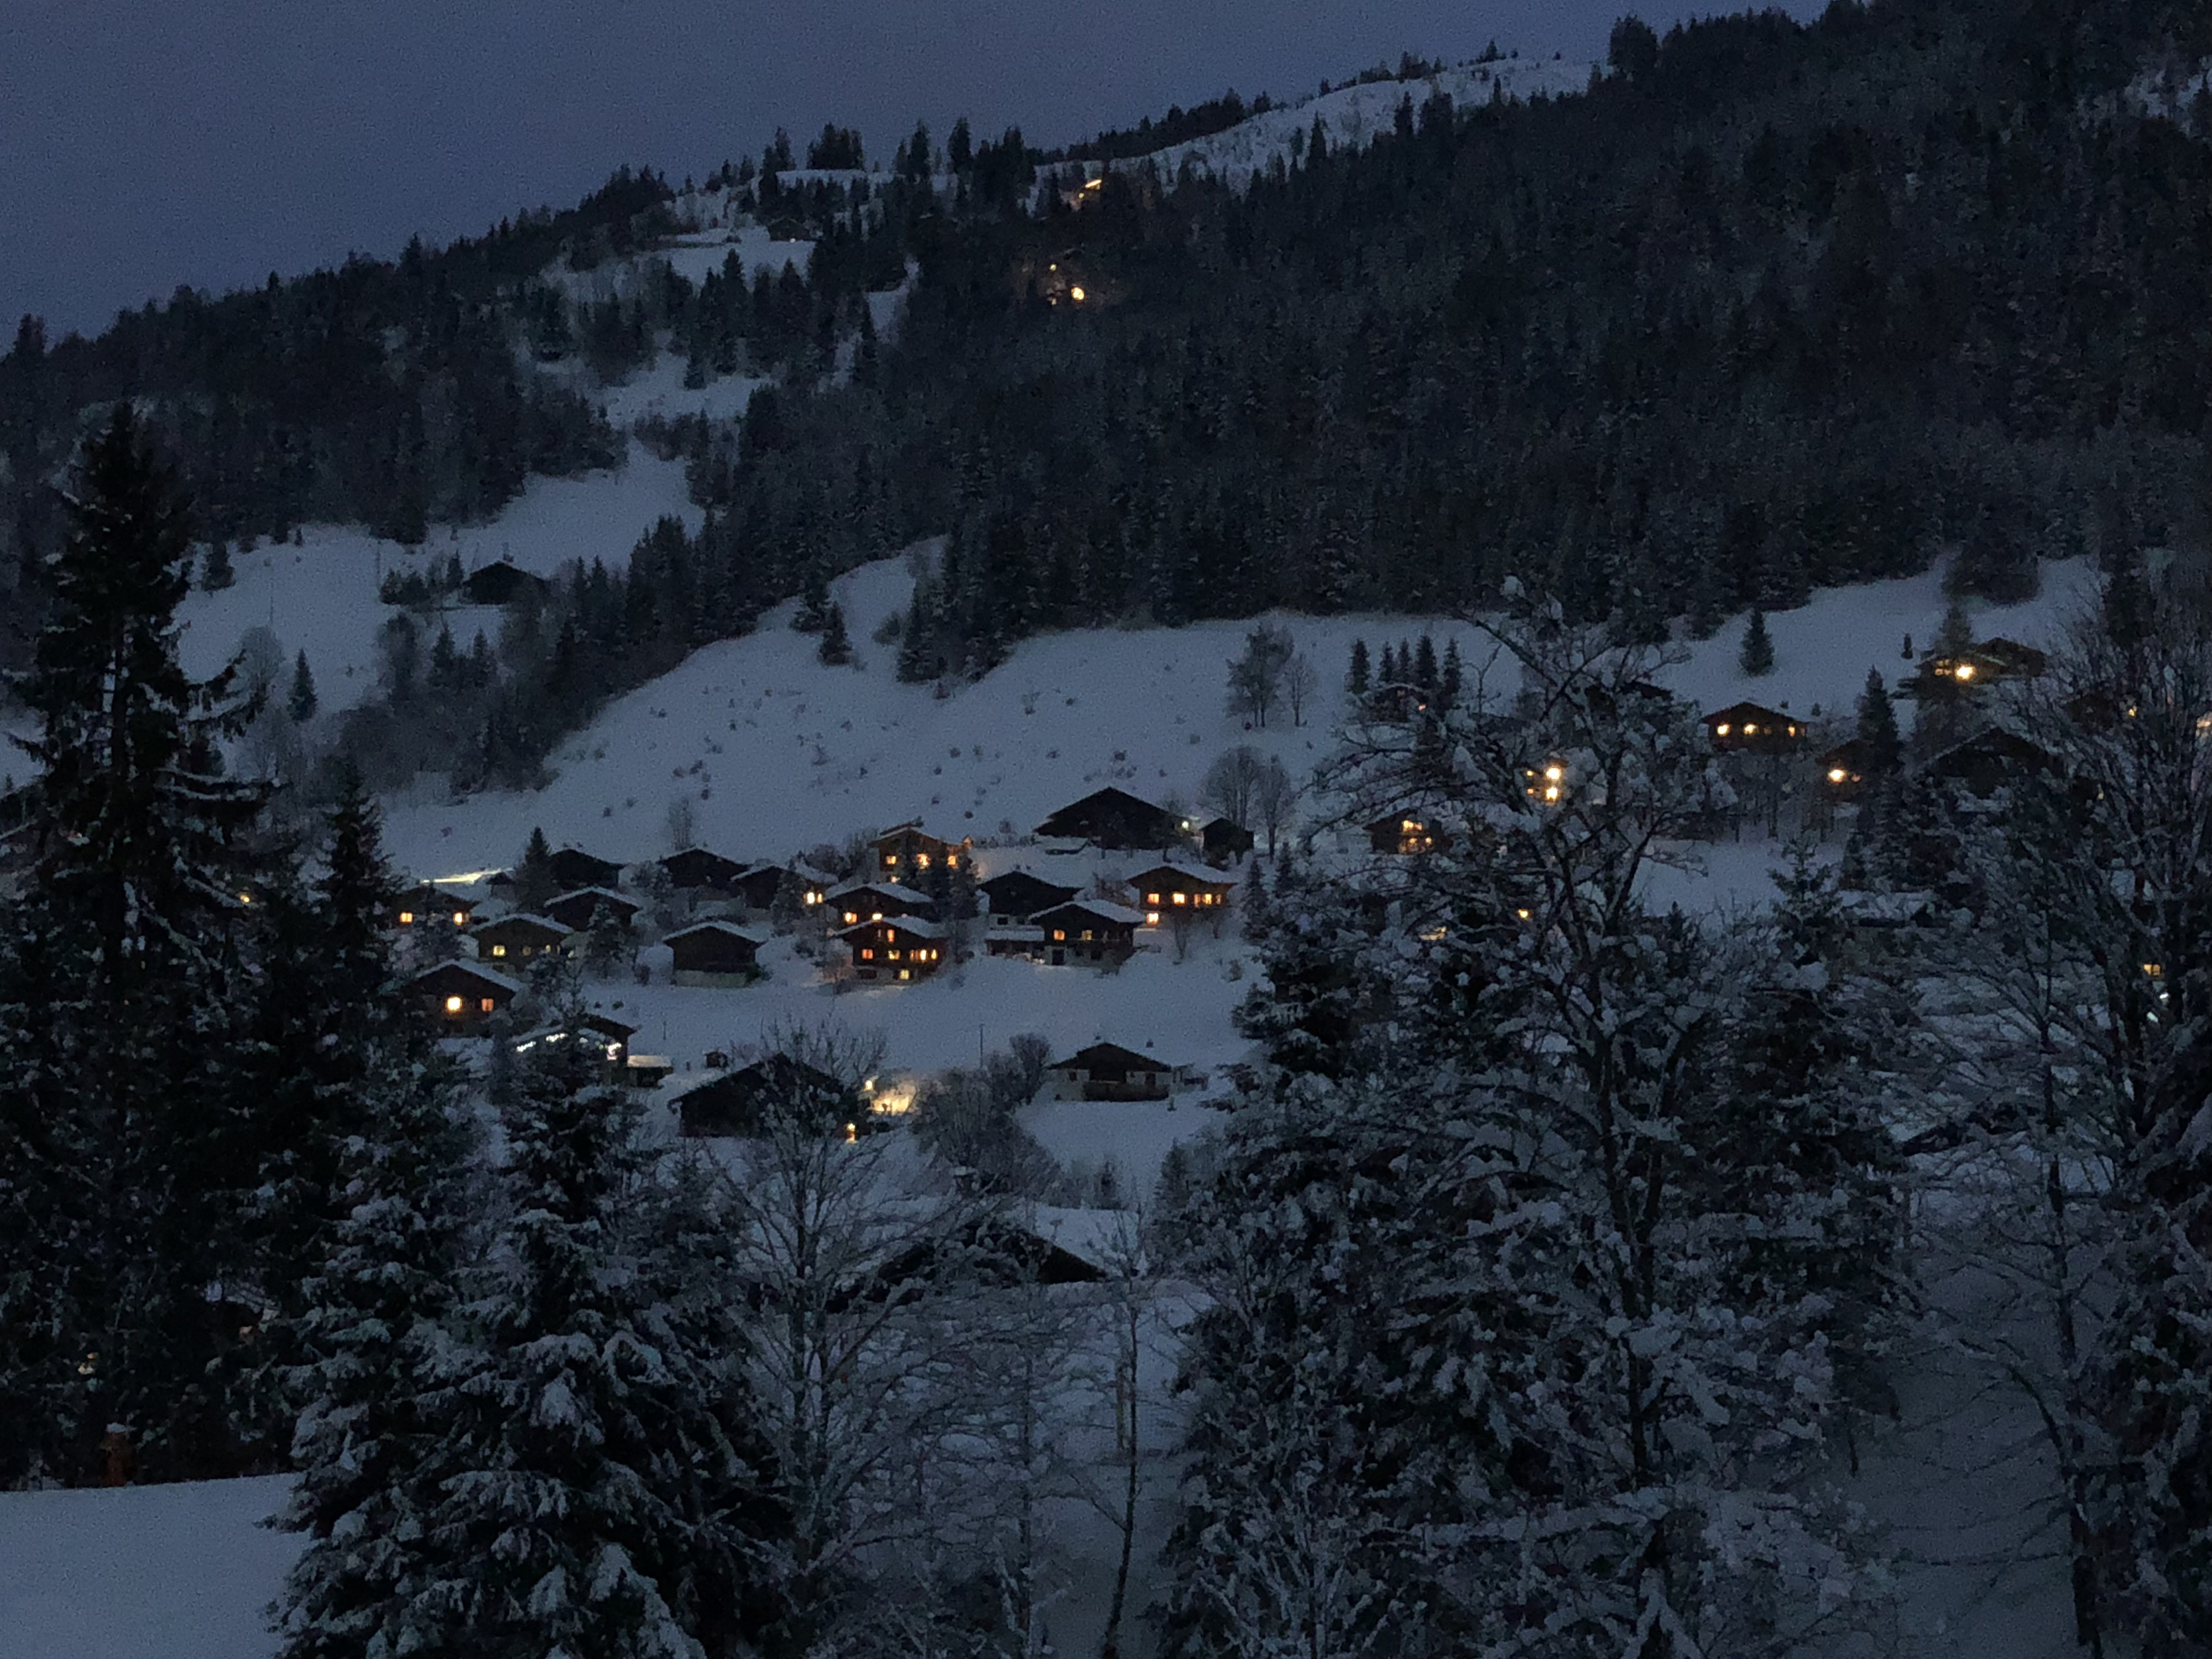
1201 745 1267 827
1251 755 1300 854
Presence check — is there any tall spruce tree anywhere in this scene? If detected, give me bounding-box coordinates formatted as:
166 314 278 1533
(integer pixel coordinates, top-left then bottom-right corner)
0 405 267 1484
287 650 319 724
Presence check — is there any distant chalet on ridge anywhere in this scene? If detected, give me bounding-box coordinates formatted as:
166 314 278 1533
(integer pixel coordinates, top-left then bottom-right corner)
1034 787 1187 851
460 559 553 607
1368 810 1443 855
671 1055 866 1139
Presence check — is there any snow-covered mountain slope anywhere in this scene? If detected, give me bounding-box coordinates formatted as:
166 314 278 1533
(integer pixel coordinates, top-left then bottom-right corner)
172 441 700 716
1099 57 1594 191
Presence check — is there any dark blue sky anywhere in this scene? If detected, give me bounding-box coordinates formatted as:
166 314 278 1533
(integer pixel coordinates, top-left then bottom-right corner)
2 1 1822 337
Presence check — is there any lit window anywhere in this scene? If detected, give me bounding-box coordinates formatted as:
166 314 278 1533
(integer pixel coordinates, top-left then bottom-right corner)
898 969 911 981
1172 891 1187 905
888 949 901 961
886 854 899 865
1828 768 1848 784
1146 911 1161 925
479 998 494 1013
492 944 507 957
1744 724 1759 736
1146 892 1161 905
860 948 875 961
1081 929 1094 942
452 911 467 926
1053 930 1067 942
1070 285 1087 301
916 853 931 869
845 1122 859 1142
1715 723 1731 737
399 910 415 925
2145 962 2164 979
445 995 464 1013
1545 765 1563 782
1955 663 1975 681
1516 907 1531 921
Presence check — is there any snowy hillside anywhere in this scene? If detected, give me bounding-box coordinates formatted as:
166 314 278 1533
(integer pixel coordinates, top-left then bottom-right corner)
171 441 700 717
1099 56 1594 191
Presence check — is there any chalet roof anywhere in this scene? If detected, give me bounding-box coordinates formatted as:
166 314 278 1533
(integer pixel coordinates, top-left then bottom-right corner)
1702 701 1796 728
1127 860 1236 888
1033 786 1183 837
398 881 477 910
830 880 934 909
1820 737 1875 768
1366 808 1437 831
980 869 1079 898
550 885 639 912
411 961 525 995
666 920 768 947
988 925 1046 943
873 820 966 844
661 846 749 873
511 1011 638 1047
1051 1042 1171 1073
837 916 947 941
1035 899 1146 927
476 912 570 941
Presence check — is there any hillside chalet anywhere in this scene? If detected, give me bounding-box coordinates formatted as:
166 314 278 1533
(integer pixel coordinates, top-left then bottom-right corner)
1128 862 1236 925
1703 703 1803 754
1047 1042 1183 1102
1200 817 1255 863
666 920 766 986
1928 726 2057 796
548 847 625 891
474 914 570 965
1919 636 2051 695
460 559 552 606
671 1055 864 1138
1033 787 1186 851
414 961 522 1035
979 870 1080 928
659 847 751 895
831 882 940 928
1025 899 1144 967
544 887 641 933
1368 811 1441 855
1819 738 1876 801
872 822 971 884
839 916 948 983
390 883 476 931
509 1013 639 1083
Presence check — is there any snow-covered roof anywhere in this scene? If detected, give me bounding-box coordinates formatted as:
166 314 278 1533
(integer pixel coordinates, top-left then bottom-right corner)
1126 860 1235 886
666 919 768 946
475 911 569 937
411 961 524 995
550 885 637 909
1038 899 1147 927
838 915 947 941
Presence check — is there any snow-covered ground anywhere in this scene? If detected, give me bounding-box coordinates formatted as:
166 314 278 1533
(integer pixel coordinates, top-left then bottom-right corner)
1099 56 1594 192
173 441 700 715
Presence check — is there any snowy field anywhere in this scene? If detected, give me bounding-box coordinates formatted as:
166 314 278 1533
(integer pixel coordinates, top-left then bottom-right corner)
172 441 700 716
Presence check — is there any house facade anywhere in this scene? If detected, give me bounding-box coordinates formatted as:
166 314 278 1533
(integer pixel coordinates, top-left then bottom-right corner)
460 560 552 606
831 881 940 930
1047 1042 1182 1102
390 883 476 932
414 961 522 1035
1200 818 1254 863
1025 900 1143 967
547 847 625 892
1367 811 1441 855
978 870 1079 928
666 920 766 986
660 848 751 895
1126 863 1236 925
839 917 948 983
474 914 570 966
671 1056 863 1138
871 822 971 884
544 886 641 933
1703 702 1803 755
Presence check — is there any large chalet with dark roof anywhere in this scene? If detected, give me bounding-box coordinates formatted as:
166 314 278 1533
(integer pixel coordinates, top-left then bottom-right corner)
1819 738 1876 802
544 887 641 933
1126 862 1236 925
1703 703 1803 755
460 559 552 607
979 870 1081 928
1033 787 1186 851
1200 817 1254 863
474 913 570 966
660 847 751 895
1928 726 2057 797
1047 1042 1183 1102
547 847 625 892
830 881 939 930
1368 811 1442 855
666 920 766 985
671 1055 864 1138
870 822 971 884
838 916 948 983
414 960 523 1035
389 883 476 932
1022 899 1144 967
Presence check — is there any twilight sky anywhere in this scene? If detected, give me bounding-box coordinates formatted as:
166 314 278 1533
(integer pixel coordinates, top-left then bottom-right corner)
2 0 1822 338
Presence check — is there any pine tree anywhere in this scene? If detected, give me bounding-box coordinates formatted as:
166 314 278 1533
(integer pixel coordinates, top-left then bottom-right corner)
514 826 559 915
1740 606 1776 675
1438 638 1462 711
816 602 851 666
0 406 268 1484
201 538 236 591
1346 638 1370 699
287 650 319 723
1856 667 1901 777
409 1032 770 1657
1411 634 1438 691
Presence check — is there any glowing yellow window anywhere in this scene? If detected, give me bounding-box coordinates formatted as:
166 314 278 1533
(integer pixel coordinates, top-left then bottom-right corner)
479 998 495 1013
1146 892 1161 905
1172 892 1187 905
492 944 507 957
1744 723 1758 735
916 854 931 869
1715 723 1730 737
1828 768 1848 784
1053 929 1067 942
1081 930 1094 942
860 948 875 961
452 911 468 925
886 854 900 865
898 969 911 981
888 949 901 961
445 995 463 1013
399 910 415 925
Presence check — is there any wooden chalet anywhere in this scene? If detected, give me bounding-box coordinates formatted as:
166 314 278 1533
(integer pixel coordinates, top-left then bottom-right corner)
543 886 642 933
666 920 766 986
722 861 787 910
1368 811 1442 855
508 1013 639 1081
414 960 523 1035
1819 738 1876 801
1047 1042 1183 1102
1127 862 1236 925
548 847 625 891
473 913 570 965
659 847 751 895
1200 817 1255 863
870 821 971 884
671 1055 862 1138
1919 636 2050 694
839 916 948 983
1032 787 1186 851
979 870 1080 928
390 883 476 931
1927 726 2057 797
831 881 938 929
1703 702 1803 754
1024 899 1144 967
460 559 552 606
